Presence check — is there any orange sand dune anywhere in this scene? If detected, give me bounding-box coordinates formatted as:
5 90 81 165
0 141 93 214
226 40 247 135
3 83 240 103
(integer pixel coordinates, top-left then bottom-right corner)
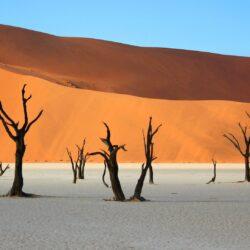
0 24 250 102
0 68 249 163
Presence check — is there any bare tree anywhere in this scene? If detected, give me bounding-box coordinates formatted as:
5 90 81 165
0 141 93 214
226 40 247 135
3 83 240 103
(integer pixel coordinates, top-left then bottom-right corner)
147 117 161 184
131 117 161 201
0 84 43 196
66 148 78 183
0 162 9 176
207 158 217 184
89 123 126 201
76 139 89 179
223 120 250 182
66 139 89 183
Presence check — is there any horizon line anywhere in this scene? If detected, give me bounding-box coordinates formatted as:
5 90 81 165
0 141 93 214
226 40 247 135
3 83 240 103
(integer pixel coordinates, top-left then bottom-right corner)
1 23 249 58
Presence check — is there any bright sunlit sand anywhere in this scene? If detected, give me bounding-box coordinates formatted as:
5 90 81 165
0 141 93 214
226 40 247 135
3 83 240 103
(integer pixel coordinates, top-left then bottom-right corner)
1 163 250 249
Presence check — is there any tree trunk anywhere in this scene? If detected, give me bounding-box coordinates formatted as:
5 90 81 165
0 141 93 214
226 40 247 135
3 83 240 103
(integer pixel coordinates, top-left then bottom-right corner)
73 170 77 183
245 157 250 182
81 166 85 179
79 163 85 179
132 165 148 200
149 165 154 184
109 168 125 201
8 139 25 196
78 168 83 179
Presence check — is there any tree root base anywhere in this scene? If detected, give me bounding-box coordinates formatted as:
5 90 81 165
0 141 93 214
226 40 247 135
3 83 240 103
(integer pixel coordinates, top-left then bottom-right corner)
128 196 148 202
2 191 40 198
103 197 125 202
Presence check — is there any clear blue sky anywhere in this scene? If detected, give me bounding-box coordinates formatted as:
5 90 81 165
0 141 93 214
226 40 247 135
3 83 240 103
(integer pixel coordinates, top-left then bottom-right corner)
1 0 249 56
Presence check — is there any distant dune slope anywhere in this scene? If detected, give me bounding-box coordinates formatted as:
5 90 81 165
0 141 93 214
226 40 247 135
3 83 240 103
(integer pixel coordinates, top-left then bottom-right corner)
0 24 250 102
0 68 249 163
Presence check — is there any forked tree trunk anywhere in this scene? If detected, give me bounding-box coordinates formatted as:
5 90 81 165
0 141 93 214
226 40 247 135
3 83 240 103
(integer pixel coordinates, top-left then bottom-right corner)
89 122 126 201
66 148 78 184
131 117 161 201
224 116 250 183
0 84 43 197
78 161 86 179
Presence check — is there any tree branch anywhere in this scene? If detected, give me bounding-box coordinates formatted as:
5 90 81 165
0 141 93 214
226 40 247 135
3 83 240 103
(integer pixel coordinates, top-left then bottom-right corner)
223 133 244 156
88 151 109 162
25 110 43 133
0 115 16 140
0 101 18 131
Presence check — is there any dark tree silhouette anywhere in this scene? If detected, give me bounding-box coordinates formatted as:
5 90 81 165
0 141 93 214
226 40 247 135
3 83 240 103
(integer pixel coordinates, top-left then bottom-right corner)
0 162 9 176
0 84 43 196
66 148 78 183
131 117 161 201
206 158 217 184
223 120 250 182
89 123 126 201
76 139 89 179
67 139 89 183
147 117 161 184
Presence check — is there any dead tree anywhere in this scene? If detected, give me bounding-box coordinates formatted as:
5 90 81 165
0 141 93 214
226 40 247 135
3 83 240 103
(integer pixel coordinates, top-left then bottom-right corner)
206 159 217 184
147 117 160 184
67 139 89 183
66 148 78 183
223 121 250 182
89 123 126 201
131 117 161 201
76 139 89 179
0 162 9 176
0 84 43 196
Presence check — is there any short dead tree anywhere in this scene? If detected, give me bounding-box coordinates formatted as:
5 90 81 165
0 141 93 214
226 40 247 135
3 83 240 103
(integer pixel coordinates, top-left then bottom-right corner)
223 120 250 182
76 139 89 180
89 123 126 201
67 139 89 183
207 158 217 184
66 148 78 184
130 117 161 201
0 162 9 176
0 84 43 197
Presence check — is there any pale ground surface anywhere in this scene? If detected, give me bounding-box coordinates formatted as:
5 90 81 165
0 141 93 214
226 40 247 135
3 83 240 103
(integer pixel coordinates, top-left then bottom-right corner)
0 163 250 250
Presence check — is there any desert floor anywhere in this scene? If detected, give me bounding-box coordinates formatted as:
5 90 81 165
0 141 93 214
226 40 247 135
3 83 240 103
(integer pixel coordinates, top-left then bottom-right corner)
0 164 250 250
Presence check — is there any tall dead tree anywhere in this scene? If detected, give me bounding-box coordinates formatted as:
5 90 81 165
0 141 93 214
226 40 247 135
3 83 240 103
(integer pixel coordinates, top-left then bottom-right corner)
131 117 161 201
89 123 126 201
224 121 250 182
0 84 43 196
206 158 217 184
147 117 161 184
0 162 9 176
